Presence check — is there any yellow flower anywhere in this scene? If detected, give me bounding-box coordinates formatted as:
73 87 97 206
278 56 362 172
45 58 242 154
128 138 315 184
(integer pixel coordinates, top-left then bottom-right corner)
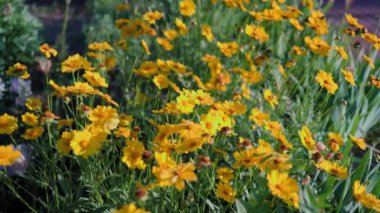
292 46 305 55
155 162 197 190
167 60 189 75
193 90 214 106
61 54 94 73
289 18 304 31
201 24 214 42
263 89 278 109
233 140 273 168
122 139 147 169
156 37 174 51
133 61 159 77
327 132 344 152
163 29 179 41
364 55 375 70
70 128 107 158
153 74 170 89
5 63 29 79
175 137 206 153
370 75 380 88
345 14 364 29
299 126 316 151
304 36 331 56
316 160 348 179
335 46 348 60
57 131 74 155
39 43 58 58
249 108 269 126
21 112 39 126
315 70 339 94
113 203 150 213
362 32 379 45
217 41 239 57
217 100 246 116
267 170 299 209
341 69 356 86
88 42 113 51
88 105 119 132
349 134 367 150
215 182 236 203
82 71 108 88
216 167 234 183
260 153 293 171
25 97 42 111
115 127 131 138
200 110 223 136
306 10 328 35
175 18 188 35
175 119 205 139
245 24 269 42
66 82 96 95
0 145 22 166
105 55 117 71
141 40 151 55
22 126 44 140
179 0 196 17
353 180 380 212
0 114 18 135
48 80 67 96
143 11 164 24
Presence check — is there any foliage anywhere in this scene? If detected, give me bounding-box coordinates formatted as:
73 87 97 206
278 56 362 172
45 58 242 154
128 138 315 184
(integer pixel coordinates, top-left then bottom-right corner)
0 0 41 69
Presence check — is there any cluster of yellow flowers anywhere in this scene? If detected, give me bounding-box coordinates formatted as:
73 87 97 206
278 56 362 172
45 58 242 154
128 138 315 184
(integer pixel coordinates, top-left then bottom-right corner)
1 0 380 211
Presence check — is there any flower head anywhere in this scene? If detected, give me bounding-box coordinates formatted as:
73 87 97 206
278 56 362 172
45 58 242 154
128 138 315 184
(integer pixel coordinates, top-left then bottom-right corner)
0 114 18 135
57 131 74 155
39 43 58 58
83 71 108 88
305 36 331 56
179 0 196 17
201 24 214 42
341 69 356 86
6 63 29 79
88 42 113 51
143 11 164 24
263 89 278 109
315 70 339 94
22 126 44 140
21 112 39 126
88 105 119 132
113 203 150 213
299 126 315 151
353 180 380 212
0 145 22 166
316 160 348 179
217 42 239 57
215 182 236 203
349 134 366 150
61 54 94 73
122 139 147 169
267 170 299 209
70 128 107 158
245 24 269 42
